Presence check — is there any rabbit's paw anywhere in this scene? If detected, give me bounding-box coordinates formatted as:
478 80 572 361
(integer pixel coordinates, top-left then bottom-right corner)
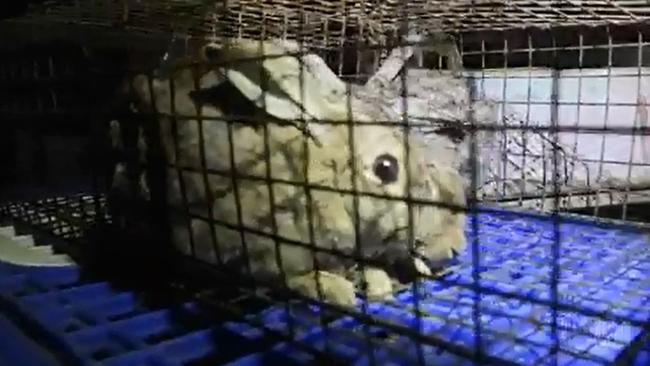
286 271 356 307
353 267 395 301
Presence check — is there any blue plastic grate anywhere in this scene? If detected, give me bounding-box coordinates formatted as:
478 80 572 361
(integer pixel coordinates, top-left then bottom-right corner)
0 262 309 366
0 209 649 365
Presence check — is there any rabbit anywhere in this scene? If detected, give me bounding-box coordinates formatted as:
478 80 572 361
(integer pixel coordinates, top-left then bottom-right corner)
124 37 467 308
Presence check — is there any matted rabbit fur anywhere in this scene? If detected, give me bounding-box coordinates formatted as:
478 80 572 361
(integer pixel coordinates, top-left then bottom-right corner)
124 38 467 307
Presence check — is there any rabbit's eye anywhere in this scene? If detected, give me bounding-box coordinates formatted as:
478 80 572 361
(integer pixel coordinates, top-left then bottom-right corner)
373 154 399 184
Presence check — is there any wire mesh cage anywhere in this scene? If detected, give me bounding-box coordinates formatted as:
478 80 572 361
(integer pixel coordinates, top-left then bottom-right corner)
1 1 650 366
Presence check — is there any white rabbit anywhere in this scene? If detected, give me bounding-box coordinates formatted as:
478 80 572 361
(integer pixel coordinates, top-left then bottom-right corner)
123 38 467 308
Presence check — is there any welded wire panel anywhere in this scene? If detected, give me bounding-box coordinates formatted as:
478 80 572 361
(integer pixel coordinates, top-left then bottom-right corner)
0 195 110 240
2 2 650 366
10 0 650 46
0 40 125 238
472 68 650 187
466 66 650 212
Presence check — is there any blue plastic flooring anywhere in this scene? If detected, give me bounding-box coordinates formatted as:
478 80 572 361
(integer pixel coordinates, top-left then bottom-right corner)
0 209 649 365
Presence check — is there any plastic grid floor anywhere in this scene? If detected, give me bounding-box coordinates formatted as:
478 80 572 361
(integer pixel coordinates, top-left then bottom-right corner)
0 209 648 366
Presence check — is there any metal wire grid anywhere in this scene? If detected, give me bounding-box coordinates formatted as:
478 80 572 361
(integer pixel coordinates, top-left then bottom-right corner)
0 195 110 240
0 41 116 242
1 5 650 366
11 0 650 46
450 25 650 220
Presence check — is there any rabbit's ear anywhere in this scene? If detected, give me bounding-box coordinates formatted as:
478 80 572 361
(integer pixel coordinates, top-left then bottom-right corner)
201 39 350 125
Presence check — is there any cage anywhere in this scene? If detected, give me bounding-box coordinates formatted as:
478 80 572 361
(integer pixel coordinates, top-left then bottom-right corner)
0 1 649 366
